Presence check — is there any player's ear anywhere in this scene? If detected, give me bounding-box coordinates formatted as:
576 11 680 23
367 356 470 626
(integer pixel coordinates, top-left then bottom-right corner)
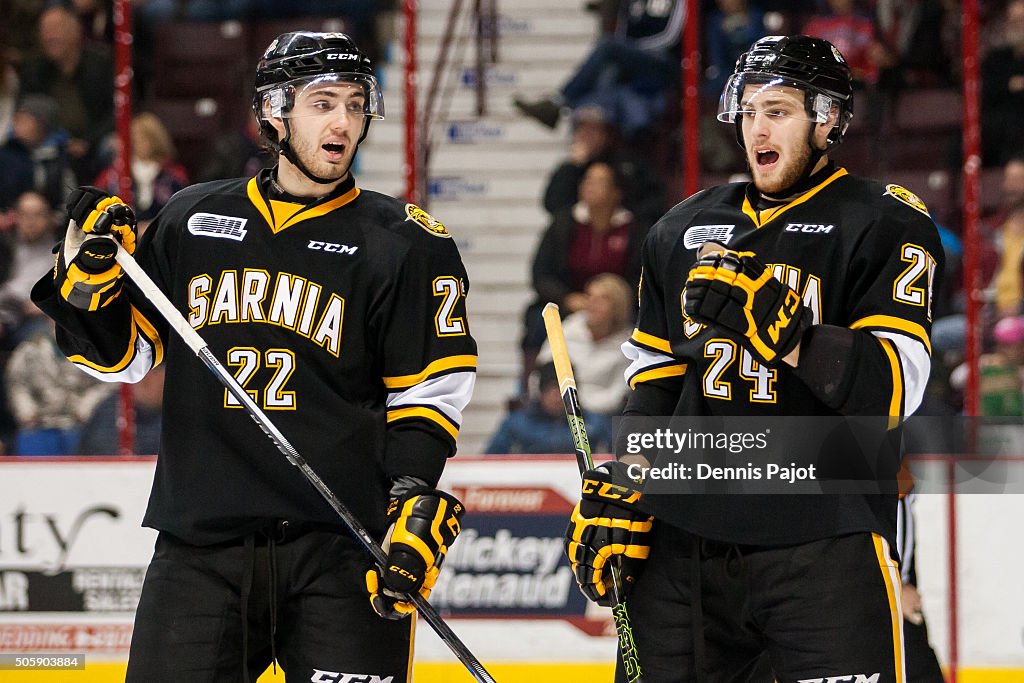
261 97 287 139
813 104 840 150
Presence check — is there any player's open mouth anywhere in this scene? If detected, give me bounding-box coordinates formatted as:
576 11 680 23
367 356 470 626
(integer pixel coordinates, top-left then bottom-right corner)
756 149 779 167
322 142 346 160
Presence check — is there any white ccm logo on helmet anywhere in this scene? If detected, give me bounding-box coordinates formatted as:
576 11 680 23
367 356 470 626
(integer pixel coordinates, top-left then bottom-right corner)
798 675 880 683
784 223 835 234
326 52 359 60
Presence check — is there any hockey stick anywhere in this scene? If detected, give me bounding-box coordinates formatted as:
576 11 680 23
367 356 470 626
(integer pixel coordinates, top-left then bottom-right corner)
106 238 496 683
542 302 645 683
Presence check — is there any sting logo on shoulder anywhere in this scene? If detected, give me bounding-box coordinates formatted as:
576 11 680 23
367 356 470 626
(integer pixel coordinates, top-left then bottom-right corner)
188 213 248 241
784 223 835 234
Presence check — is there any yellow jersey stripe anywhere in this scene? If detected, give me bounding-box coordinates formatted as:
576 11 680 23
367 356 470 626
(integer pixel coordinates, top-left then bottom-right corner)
630 328 672 354
629 364 686 390
132 307 165 367
850 315 931 355
281 186 360 229
872 533 906 683
69 317 140 373
741 168 848 228
246 177 361 233
383 355 478 389
405 618 416 683
246 177 274 230
387 406 459 440
877 338 904 427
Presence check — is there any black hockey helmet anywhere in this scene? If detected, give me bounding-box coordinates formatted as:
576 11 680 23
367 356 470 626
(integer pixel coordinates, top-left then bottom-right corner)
252 31 383 182
718 35 854 149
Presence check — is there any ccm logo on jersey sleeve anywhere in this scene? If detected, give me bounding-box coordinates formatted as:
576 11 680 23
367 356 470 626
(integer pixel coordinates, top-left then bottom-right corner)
784 223 834 234
188 213 248 241
683 224 734 249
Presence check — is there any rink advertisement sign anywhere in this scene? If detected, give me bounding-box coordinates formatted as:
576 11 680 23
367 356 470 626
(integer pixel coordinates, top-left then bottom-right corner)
432 485 586 616
0 459 156 653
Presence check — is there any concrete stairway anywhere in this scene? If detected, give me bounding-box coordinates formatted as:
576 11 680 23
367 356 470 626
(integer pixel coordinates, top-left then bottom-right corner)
357 1 599 453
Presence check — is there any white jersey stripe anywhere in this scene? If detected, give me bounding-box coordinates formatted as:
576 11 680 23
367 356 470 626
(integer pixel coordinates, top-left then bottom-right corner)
386 371 475 426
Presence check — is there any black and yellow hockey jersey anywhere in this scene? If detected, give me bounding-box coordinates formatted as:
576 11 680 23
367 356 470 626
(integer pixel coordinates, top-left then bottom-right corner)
622 165 943 547
32 170 477 545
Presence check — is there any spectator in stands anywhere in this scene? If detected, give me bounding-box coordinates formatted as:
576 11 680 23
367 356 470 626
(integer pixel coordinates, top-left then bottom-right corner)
18 4 114 180
803 0 894 88
982 0 1024 165
2 1 46 65
4 319 112 455
197 115 275 183
79 365 165 455
512 0 683 137
485 362 611 454
0 94 77 210
57 0 114 46
702 0 769 97
0 44 19 146
0 191 59 345
874 0 956 89
520 159 650 397
948 315 1024 416
990 156 1024 316
93 112 189 229
540 104 664 219
983 315 1024 416
536 273 634 418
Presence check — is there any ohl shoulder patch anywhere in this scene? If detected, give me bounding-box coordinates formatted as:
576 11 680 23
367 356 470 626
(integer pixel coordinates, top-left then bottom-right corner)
884 184 930 217
405 203 450 237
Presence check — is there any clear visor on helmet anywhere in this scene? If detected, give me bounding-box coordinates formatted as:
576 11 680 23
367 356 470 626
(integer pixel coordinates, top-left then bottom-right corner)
717 73 836 126
260 73 384 122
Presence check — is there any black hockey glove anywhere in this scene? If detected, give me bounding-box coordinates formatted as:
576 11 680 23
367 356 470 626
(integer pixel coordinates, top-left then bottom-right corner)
55 186 137 311
565 461 653 607
365 486 465 619
683 244 810 366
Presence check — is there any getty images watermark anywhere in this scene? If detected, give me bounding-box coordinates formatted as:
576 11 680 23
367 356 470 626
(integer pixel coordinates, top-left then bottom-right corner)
624 427 817 484
611 416 1024 495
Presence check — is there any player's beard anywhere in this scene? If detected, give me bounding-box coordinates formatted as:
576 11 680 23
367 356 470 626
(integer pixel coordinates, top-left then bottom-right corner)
749 139 813 196
290 128 355 182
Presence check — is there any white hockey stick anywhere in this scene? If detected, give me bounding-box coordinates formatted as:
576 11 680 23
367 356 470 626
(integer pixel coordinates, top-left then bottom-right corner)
107 238 496 683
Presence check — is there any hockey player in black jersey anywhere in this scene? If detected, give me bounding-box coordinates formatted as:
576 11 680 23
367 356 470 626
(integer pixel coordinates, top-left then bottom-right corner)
31 32 475 682
564 36 943 681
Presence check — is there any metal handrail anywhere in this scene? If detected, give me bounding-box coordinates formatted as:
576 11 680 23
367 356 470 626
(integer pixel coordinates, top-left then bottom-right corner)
417 0 499 207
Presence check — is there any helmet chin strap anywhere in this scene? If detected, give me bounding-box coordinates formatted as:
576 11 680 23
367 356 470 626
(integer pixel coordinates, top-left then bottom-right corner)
277 117 369 186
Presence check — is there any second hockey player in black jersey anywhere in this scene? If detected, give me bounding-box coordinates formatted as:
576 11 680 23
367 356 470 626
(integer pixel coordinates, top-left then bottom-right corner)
564 36 943 681
32 32 474 682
